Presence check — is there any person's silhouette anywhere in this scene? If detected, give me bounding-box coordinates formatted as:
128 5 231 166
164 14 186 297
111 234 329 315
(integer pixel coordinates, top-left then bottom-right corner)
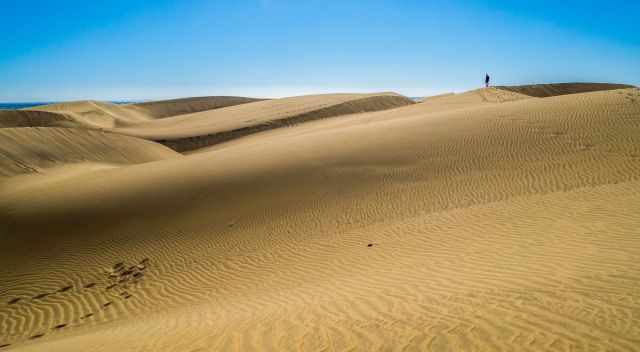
485 74 490 88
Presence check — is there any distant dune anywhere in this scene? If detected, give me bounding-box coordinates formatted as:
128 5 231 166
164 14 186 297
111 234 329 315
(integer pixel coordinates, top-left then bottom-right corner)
1 85 640 351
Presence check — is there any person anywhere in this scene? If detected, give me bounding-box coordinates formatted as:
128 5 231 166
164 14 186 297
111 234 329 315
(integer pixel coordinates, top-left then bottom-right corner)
485 73 490 88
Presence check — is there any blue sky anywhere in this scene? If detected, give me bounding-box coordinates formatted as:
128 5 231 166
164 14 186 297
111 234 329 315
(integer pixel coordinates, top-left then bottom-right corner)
1 0 638 101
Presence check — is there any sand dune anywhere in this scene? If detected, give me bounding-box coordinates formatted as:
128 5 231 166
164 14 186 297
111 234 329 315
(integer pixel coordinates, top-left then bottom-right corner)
112 92 415 152
0 127 179 179
0 110 75 129
125 96 264 119
494 82 634 98
28 101 156 129
1 96 261 130
1 86 640 351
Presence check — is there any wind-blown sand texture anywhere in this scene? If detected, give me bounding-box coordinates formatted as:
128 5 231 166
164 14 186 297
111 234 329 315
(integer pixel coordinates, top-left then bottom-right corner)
1 83 640 351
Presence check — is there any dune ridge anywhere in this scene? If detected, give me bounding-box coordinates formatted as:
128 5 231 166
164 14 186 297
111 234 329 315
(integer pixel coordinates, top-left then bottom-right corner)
1 86 639 351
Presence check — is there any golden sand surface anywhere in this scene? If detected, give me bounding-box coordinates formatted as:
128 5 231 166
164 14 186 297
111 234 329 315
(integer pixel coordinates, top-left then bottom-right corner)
1 84 639 351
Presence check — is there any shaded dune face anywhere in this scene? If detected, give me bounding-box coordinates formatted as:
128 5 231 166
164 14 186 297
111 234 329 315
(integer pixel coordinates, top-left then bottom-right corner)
1 87 640 351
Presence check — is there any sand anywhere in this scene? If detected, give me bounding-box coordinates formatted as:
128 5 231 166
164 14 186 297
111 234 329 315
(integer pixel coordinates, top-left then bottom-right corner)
1 84 639 351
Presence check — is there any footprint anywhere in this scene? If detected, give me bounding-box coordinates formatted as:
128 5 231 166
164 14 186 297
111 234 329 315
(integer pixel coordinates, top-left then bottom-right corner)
8 297 21 305
33 293 49 300
53 323 67 330
83 283 96 289
29 333 45 340
58 285 73 293
102 301 113 308
81 313 94 320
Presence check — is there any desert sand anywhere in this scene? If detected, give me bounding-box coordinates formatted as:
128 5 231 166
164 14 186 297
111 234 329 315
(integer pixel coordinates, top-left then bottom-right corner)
1 83 640 351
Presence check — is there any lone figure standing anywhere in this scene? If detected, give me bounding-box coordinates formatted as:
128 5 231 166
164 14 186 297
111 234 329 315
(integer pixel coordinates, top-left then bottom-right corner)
485 73 490 88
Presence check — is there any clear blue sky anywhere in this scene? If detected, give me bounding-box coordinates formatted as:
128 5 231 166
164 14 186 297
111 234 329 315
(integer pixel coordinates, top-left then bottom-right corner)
1 0 638 101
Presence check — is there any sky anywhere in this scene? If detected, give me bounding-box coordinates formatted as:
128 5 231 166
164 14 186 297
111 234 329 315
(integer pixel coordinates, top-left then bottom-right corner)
0 0 638 101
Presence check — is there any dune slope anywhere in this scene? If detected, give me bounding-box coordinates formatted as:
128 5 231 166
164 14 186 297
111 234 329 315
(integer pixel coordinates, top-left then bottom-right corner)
0 127 180 179
1 87 639 351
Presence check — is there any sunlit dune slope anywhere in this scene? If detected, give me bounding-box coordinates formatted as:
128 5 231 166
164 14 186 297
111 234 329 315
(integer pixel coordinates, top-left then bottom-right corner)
495 82 635 97
0 127 180 178
112 92 415 151
1 87 640 351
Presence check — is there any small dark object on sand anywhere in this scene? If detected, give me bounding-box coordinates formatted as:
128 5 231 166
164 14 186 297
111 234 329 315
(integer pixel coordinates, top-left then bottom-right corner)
29 334 45 339
58 285 73 293
84 283 96 289
33 293 49 300
8 297 20 305
0 344 11 348
54 323 67 329
367 243 374 247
